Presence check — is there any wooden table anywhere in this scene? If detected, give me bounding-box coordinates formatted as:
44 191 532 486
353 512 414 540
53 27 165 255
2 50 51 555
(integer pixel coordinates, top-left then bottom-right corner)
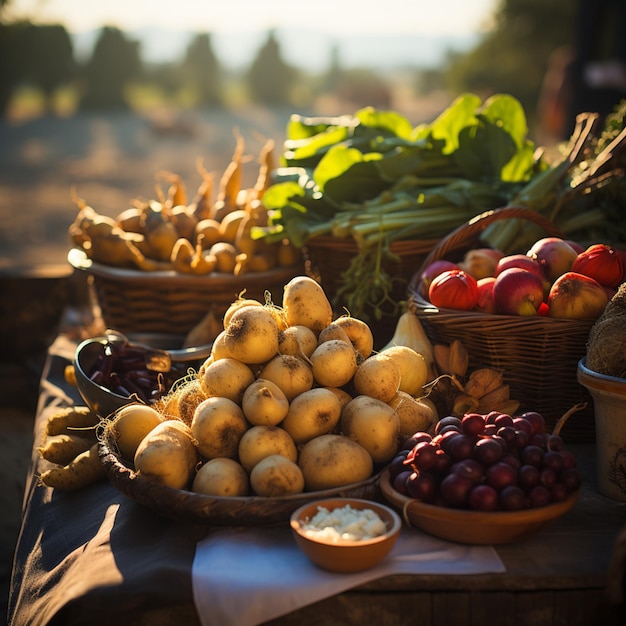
6 333 626 626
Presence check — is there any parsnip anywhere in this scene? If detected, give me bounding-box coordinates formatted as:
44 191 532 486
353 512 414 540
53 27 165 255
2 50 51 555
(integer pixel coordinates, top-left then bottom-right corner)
39 443 106 491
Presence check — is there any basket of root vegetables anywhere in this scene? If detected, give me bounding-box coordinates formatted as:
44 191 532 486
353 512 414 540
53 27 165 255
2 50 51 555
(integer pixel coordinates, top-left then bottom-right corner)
408 205 626 441
68 134 304 338
90 275 437 524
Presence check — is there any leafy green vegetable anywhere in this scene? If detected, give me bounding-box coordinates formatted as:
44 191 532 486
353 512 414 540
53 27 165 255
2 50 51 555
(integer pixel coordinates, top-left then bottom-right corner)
255 93 569 322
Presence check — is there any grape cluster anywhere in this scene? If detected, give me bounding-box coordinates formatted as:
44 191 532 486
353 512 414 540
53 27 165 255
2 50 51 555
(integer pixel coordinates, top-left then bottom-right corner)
388 411 582 511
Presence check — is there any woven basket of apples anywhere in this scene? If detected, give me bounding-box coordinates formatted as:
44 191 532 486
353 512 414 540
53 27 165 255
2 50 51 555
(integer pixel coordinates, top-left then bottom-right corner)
408 206 625 441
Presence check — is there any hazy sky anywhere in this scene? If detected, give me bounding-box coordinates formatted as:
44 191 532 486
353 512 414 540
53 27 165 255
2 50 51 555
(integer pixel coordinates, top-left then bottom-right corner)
7 0 498 36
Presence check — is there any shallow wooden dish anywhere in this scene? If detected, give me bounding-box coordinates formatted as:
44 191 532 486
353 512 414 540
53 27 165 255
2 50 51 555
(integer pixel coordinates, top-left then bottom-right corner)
379 469 579 545
98 430 381 526
290 498 401 573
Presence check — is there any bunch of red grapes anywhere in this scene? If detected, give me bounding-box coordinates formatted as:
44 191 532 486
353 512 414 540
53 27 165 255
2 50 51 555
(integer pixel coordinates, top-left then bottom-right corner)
389 411 582 511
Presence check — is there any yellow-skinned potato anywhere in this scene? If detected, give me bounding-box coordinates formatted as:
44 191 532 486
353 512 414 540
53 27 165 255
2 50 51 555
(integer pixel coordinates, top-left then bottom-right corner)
281 387 342 444
298 434 373 491
250 455 304 497
332 316 374 359
191 396 248 459
108 404 165 461
133 420 198 489
309 339 358 388
388 391 436 440
278 325 318 358
317 322 351 345
192 457 249 497
353 353 401 403
379 345 428 396
220 305 279 365
340 395 400 464
241 378 290 426
200 357 255 404
258 354 315 401
238 425 297 473
282 276 333 334
223 297 262 328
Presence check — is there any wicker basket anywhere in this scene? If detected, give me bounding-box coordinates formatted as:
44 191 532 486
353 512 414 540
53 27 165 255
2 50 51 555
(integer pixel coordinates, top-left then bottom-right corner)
305 235 440 348
408 206 596 442
98 429 381 525
68 248 304 335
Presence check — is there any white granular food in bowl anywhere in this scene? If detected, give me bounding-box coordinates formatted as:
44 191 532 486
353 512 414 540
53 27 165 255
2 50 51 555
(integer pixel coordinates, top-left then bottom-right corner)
301 504 388 542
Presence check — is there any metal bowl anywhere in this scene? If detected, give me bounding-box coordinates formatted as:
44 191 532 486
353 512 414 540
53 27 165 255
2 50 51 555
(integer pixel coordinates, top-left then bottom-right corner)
73 332 212 419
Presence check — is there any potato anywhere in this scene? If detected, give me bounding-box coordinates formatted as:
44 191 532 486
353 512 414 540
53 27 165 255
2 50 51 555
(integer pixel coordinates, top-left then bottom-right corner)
325 386 353 410
191 396 248 459
238 425 298 473
219 305 280 364
223 298 262 327
340 395 400 464
380 345 428 396
250 454 305 497
298 434 373 491
309 339 358 388
192 457 249 497
332 316 374 359
109 404 165 461
278 325 318 358
258 354 315 401
388 391 436 440
134 420 198 489
282 276 333 334
241 378 290 426
281 387 342 444
317 322 351 345
200 357 255 404
353 353 401 403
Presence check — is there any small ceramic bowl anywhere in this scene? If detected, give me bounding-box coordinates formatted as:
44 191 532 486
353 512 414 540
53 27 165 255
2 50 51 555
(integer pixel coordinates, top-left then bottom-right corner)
73 333 211 419
290 498 402 573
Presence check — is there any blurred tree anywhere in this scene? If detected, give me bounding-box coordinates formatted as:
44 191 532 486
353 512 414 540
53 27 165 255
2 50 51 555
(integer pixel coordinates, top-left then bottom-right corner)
182 32 222 107
0 21 25 115
23 24 75 108
245 29 297 106
79 26 142 111
445 0 576 129
0 21 74 116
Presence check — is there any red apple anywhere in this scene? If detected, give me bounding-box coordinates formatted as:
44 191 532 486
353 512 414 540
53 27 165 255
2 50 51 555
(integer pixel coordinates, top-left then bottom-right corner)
548 271 609 319
495 254 544 278
475 276 497 314
493 267 546 316
428 269 479 310
419 260 459 298
570 243 625 288
526 237 579 283
459 248 504 280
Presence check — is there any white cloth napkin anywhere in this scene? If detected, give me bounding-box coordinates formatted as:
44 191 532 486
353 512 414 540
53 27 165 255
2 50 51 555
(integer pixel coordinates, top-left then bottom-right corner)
192 525 505 626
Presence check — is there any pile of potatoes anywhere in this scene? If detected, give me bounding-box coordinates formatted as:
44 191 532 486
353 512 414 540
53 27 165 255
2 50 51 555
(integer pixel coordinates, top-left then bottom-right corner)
106 275 438 498
68 133 301 275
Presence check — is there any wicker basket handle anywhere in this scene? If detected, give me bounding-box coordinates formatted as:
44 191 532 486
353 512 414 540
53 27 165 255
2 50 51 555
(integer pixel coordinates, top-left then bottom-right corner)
414 205 563 278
